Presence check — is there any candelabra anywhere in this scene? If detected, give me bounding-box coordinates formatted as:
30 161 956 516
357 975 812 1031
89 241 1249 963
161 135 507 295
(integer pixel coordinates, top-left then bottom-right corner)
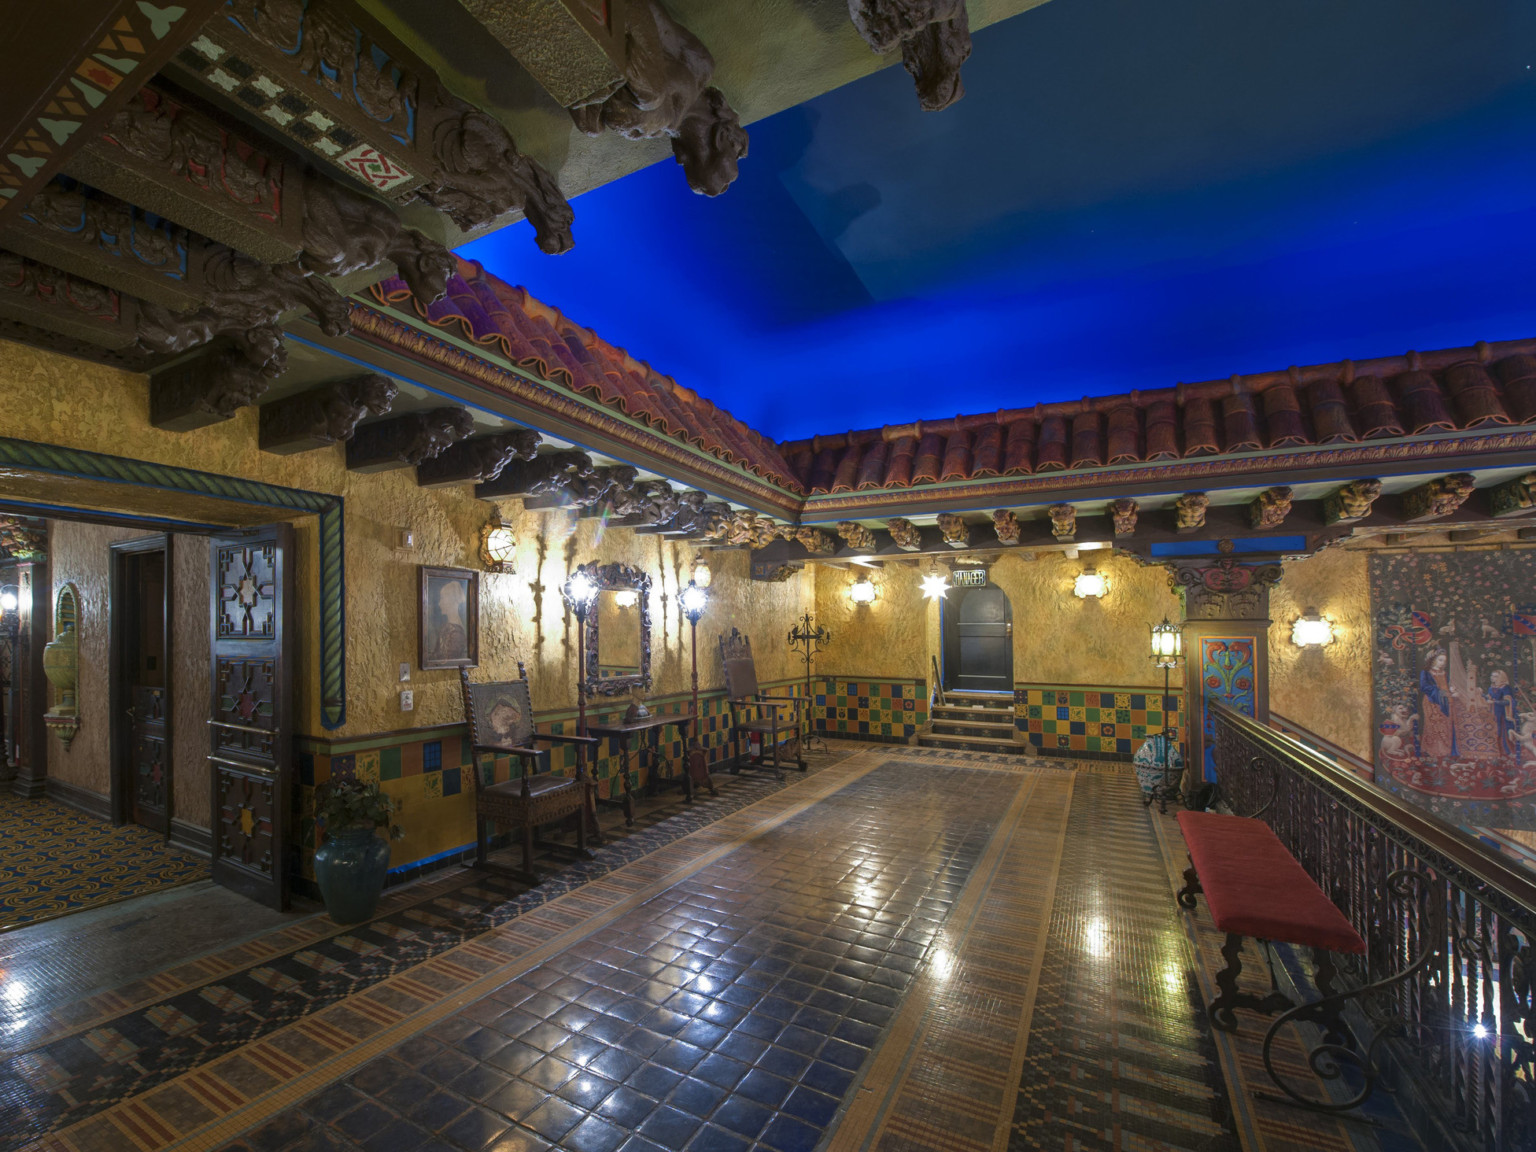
786 612 830 753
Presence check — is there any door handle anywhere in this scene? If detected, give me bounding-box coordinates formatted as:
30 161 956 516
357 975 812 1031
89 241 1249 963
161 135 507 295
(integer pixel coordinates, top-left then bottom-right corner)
124 706 136 722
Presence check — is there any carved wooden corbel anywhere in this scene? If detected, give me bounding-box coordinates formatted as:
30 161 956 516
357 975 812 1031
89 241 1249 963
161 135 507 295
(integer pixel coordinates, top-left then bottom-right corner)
1109 498 1139 536
417 429 542 487
1048 503 1076 540
1321 478 1382 525
849 1 972 112
259 374 399 454
1401 473 1477 521
936 513 971 548
837 521 879 551
1249 486 1293 529
992 509 1021 545
886 518 923 551
346 408 475 472
566 0 748 197
795 527 838 554
1174 493 1210 534
1489 473 1536 518
150 341 278 431
0 250 137 348
476 450 595 501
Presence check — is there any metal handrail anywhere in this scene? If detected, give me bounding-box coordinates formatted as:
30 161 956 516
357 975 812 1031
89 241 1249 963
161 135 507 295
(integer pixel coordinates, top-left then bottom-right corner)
1217 702 1536 922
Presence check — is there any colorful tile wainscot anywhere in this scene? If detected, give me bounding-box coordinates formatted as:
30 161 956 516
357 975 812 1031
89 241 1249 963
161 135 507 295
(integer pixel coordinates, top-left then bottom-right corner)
1015 683 1185 761
814 677 927 740
294 678 922 888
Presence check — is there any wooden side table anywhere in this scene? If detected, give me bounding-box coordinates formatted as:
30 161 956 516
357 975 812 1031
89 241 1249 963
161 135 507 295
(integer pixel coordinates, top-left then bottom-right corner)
587 710 698 825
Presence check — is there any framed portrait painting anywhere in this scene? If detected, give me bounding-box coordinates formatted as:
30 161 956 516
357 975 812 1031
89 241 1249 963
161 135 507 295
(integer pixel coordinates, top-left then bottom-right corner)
420 566 479 670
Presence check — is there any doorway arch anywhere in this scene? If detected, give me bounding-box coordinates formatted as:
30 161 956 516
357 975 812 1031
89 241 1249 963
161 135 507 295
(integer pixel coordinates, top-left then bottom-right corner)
941 582 1013 692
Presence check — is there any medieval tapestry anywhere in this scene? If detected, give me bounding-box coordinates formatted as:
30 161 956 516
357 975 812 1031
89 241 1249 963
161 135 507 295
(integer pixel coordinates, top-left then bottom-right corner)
1371 550 1536 829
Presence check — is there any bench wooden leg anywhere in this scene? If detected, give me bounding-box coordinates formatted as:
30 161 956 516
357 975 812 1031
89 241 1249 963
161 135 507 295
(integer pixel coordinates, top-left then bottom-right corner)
1209 932 1294 1032
1176 859 1202 909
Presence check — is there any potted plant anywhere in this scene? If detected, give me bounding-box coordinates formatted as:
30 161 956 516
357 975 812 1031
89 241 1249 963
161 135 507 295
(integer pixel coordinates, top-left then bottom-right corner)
312 779 402 924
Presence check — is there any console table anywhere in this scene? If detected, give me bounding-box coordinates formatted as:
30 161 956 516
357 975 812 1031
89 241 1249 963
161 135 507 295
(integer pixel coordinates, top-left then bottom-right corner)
587 710 698 825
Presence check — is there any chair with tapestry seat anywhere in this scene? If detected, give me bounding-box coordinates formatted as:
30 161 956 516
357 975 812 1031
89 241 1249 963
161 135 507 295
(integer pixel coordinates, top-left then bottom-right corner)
459 664 598 883
720 628 809 780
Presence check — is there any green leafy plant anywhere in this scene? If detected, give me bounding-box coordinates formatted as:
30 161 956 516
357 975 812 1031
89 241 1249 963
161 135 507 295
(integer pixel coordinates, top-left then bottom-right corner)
314 778 403 840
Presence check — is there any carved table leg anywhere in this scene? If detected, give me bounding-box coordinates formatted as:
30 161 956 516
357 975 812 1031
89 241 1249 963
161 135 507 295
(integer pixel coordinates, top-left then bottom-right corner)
620 740 636 826
1209 932 1294 1032
1176 860 1203 909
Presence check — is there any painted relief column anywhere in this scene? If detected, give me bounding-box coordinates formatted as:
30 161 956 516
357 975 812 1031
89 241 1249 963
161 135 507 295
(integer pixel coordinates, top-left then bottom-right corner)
1171 554 1282 783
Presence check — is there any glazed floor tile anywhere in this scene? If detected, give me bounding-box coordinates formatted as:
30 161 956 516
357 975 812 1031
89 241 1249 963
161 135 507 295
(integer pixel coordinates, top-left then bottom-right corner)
218 757 1030 1152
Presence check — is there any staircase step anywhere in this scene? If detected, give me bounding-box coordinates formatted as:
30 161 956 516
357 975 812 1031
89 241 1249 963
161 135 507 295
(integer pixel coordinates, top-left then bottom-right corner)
932 705 1014 720
918 732 1024 753
931 719 1016 735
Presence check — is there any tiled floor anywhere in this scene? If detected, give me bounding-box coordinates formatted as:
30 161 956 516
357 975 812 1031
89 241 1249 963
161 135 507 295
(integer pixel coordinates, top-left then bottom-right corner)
1 747 1423 1152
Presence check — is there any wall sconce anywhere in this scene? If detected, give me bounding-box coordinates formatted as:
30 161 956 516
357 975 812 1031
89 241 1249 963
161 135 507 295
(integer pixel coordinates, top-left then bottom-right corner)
849 574 878 604
920 564 950 601
1073 567 1108 599
1291 608 1335 648
691 554 712 589
613 588 639 609
478 512 516 573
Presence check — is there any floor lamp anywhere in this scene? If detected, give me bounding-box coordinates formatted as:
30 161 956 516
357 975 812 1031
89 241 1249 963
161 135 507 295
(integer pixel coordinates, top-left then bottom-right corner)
562 567 599 831
1146 617 1184 814
679 580 717 796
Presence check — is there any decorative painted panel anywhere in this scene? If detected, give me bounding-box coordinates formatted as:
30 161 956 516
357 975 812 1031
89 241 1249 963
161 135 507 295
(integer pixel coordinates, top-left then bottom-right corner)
1371 550 1536 829
1199 637 1256 782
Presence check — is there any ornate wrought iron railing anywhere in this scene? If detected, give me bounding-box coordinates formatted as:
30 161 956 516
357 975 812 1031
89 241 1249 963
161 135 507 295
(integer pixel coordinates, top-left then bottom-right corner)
1212 703 1536 1150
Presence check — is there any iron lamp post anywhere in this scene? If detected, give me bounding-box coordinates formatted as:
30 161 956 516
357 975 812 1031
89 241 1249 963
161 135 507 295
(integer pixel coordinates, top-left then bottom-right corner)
1147 616 1184 813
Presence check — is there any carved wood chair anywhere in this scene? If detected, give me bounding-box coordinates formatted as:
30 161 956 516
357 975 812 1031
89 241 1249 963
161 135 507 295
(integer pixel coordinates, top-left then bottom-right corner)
459 664 598 883
720 628 808 780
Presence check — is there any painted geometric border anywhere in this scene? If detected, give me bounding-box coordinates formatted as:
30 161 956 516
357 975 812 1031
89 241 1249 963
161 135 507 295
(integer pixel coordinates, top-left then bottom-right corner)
0 436 347 728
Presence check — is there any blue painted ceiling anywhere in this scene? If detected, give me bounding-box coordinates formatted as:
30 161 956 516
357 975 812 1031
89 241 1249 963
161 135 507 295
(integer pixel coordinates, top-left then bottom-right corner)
461 0 1536 443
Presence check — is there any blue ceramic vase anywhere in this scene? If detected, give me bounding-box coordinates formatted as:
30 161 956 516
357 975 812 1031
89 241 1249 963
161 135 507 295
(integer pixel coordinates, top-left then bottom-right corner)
313 826 391 924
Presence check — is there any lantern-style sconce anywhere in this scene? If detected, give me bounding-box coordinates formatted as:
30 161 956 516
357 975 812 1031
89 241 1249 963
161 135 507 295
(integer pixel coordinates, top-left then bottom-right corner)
849 574 878 604
478 511 516 574
1073 567 1109 599
679 581 709 623
1150 617 1183 669
1291 608 1335 648
691 554 712 589
562 568 598 620
613 588 640 609
920 564 950 601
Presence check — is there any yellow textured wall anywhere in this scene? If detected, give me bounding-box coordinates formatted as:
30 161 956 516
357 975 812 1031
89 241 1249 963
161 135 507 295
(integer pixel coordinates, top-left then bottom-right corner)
1269 548 1373 760
813 550 1182 689
0 342 811 749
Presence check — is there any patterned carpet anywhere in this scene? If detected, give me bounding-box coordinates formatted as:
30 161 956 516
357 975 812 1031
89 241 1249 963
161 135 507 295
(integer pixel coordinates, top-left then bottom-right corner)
0 790 208 931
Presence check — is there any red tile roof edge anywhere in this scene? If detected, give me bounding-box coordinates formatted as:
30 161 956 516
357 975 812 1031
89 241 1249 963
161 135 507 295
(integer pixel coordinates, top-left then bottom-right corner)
777 339 1536 494
367 258 805 495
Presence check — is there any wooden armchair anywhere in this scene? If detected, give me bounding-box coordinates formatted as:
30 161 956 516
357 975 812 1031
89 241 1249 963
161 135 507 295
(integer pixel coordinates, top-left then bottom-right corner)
459 664 598 883
720 628 809 780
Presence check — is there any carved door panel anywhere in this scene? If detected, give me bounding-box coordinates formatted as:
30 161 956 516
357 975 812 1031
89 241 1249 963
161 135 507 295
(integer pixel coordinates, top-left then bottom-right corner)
112 538 172 833
130 685 169 832
209 525 292 910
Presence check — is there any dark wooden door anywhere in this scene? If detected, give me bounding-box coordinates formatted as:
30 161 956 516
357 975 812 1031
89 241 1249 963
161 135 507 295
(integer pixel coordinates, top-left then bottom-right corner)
209 525 293 910
111 538 172 833
945 584 1013 692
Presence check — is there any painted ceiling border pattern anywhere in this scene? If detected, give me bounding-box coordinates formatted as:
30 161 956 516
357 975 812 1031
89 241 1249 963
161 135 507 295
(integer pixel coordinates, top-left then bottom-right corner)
343 300 805 518
0 0 220 219
798 427 1536 517
364 259 804 493
0 436 347 730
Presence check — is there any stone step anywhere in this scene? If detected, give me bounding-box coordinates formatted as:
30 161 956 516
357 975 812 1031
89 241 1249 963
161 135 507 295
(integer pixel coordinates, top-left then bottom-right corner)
931 718 1016 736
932 704 1014 721
917 731 1025 754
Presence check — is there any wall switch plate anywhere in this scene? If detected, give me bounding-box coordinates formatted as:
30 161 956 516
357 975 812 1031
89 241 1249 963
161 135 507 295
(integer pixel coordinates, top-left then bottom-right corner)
399 689 413 711
398 662 411 682
397 529 415 549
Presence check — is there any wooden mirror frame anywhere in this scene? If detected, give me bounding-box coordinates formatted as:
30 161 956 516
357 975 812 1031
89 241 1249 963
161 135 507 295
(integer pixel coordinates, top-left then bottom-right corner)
581 562 653 697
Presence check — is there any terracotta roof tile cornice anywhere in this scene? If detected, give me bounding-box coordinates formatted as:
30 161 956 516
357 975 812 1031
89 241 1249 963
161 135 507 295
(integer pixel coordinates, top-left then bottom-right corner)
366 258 805 495
779 339 1536 494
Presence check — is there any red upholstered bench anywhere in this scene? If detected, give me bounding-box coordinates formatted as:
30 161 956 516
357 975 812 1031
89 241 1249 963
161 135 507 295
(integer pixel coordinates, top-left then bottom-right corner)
1176 810 1365 1034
